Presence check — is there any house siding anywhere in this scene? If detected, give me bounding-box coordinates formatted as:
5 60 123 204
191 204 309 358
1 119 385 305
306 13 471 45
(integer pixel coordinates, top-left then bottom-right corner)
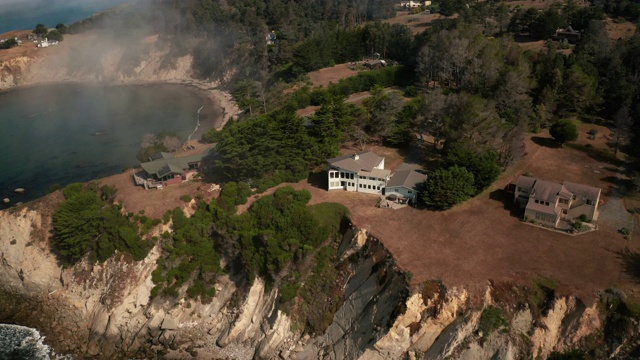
328 168 385 194
385 186 417 202
525 208 559 227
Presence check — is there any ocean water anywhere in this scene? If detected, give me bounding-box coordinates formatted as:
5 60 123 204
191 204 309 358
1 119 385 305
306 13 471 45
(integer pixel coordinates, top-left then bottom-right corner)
0 0 133 34
0 83 208 205
0 324 66 359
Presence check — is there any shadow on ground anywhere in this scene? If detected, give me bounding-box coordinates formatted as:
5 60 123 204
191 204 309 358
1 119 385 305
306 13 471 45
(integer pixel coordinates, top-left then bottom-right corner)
618 248 640 283
306 172 327 190
531 136 561 148
489 188 524 218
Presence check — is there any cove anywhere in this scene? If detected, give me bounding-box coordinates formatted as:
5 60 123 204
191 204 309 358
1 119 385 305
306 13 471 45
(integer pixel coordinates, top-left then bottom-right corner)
0 83 211 205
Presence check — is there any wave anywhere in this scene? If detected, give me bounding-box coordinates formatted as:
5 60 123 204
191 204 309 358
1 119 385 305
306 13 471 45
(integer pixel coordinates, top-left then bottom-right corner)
0 324 72 360
187 100 205 142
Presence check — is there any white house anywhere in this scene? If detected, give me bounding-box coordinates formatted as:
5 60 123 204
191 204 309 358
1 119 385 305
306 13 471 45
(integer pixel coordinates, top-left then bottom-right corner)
400 1 431 8
327 152 391 195
385 169 428 204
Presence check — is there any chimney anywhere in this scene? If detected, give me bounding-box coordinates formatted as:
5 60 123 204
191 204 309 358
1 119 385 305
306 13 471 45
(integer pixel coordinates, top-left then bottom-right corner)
353 153 359 160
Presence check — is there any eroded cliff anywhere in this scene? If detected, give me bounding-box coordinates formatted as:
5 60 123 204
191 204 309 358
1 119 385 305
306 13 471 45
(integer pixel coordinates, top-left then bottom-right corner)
1 202 639 359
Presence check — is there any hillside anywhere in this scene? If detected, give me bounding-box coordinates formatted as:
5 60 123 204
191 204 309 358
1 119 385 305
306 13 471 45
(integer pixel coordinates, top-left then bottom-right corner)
1 0 640 358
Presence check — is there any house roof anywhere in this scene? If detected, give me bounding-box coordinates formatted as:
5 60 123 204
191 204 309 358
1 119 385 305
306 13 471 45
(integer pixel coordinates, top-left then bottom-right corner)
516 175 536 190
149 152 175 161
519 174 602 205
363 168 391 179
141 149 212 178
563 181 601 201
387 169 428 190
531 179 564 203
328 152 383 173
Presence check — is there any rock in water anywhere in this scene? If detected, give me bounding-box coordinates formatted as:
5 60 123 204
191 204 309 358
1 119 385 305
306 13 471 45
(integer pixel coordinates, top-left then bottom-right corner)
2 198 9 204
14 188 25 194
0 324 56 359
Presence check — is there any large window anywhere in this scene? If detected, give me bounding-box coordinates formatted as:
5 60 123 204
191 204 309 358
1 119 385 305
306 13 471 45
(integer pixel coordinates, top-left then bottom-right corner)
535 212 557 223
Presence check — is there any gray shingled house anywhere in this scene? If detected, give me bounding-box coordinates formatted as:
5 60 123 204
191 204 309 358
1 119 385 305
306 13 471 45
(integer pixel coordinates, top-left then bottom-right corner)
514 175 601 228
134 150 212 189
385 169 428 204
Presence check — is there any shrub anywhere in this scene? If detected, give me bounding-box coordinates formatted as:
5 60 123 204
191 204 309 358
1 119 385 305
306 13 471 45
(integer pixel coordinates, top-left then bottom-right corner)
180 194 192 203
549 119 578 145
578 214 589 222
573 220 583 231
478 305 508 337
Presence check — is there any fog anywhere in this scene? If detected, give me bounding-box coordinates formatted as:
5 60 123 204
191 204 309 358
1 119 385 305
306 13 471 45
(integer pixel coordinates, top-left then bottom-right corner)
0 0 134 33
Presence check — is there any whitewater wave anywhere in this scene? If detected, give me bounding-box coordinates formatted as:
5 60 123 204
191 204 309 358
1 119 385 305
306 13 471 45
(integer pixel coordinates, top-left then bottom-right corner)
187 100 205 141
0 324 72 360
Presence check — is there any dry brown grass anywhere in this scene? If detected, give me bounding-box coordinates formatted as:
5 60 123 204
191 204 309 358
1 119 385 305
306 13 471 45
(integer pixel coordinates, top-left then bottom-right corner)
382 11 456 35
238 131 639 301
307 63 361 88
604 17 637 40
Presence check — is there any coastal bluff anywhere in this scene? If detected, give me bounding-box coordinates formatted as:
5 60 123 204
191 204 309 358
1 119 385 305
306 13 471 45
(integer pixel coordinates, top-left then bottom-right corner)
1 200 636 359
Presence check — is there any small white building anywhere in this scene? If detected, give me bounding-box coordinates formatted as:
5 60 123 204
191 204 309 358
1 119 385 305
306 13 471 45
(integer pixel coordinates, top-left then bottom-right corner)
400 1 431 8
37 38 58 48
385 169 428 204
327 152 390 195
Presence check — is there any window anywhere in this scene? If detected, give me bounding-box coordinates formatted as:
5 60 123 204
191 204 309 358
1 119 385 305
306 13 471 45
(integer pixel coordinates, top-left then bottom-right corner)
340 172 344 178
517 187 522 192
586 199 593 205
545 202 549 206
377 186 380 190
535 199 539 204
408 190 412 194
367 185 371 189
359 184 362 188
359 176 365 179
350 173 354 179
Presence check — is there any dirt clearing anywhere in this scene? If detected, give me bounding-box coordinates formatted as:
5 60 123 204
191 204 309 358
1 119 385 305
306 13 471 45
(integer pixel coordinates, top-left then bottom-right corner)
255 130 640 301
307 63 361 87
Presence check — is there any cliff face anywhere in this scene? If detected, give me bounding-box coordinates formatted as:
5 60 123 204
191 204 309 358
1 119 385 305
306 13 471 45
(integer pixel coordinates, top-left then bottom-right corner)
1 204 639 359
0 32 221 91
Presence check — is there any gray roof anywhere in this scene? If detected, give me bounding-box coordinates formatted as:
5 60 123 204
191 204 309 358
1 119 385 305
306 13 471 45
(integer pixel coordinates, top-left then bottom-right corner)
149 152 175 161
516 176 536 190
531 179 564 203
365 168 391 179
141 150 211 178
387 169 428 190
563 181 601 202
327 152 383 173
519 175 601 204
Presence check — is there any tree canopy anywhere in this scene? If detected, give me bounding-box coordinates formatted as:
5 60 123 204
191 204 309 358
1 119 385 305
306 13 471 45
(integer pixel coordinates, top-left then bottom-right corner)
549 119 579 145
421 166 476 209
52 183 151 264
